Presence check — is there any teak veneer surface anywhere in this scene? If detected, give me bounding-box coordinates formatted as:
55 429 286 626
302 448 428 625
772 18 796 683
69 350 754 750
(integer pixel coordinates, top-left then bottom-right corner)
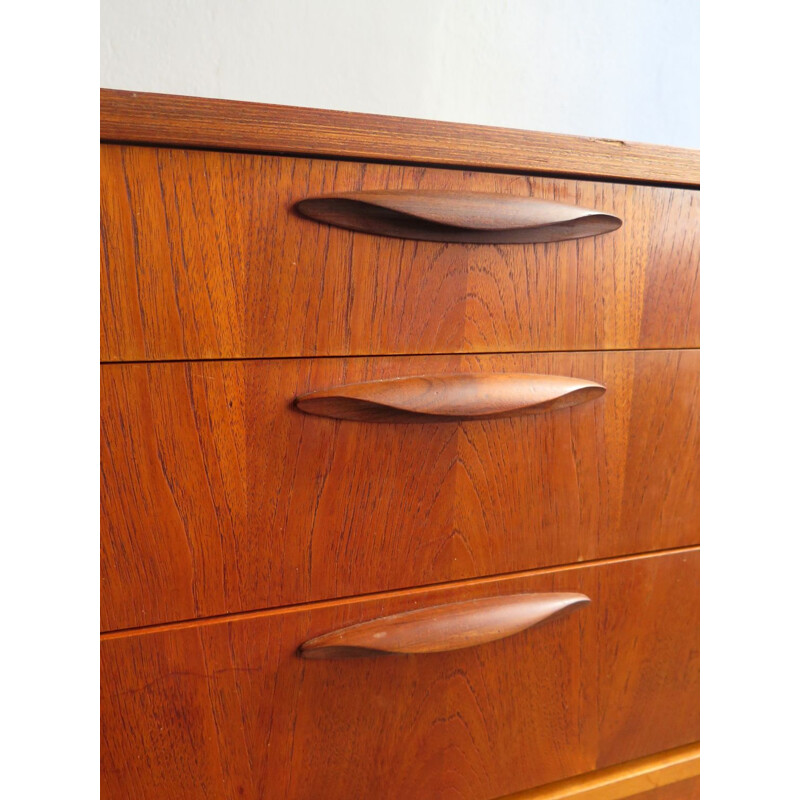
101 349 699 631
100 91 701 797
100 550 699 800
100 89 700 186
100 145 699 362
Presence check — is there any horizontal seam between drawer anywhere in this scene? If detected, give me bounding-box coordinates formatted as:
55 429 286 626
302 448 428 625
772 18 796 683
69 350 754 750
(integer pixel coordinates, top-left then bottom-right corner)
101 544 699 641
100 345 701 367
100 139 701 190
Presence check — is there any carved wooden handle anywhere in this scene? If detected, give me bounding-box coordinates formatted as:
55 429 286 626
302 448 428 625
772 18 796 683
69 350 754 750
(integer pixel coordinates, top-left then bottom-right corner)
295 373 605 422
295 190 621 243
299 593 590 659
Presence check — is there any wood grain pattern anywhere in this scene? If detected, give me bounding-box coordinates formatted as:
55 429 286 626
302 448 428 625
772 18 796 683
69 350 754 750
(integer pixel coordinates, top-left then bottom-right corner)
101 349 699 632
100 145 699 362
296 373 605 422
299 592 590 658
100 549 700 800
296 190 622 243
100 89 700 186
497 743 699 799
100 92 701 796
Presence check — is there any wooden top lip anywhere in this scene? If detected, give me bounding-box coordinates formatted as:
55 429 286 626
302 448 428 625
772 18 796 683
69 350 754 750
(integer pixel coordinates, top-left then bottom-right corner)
100 88 699 188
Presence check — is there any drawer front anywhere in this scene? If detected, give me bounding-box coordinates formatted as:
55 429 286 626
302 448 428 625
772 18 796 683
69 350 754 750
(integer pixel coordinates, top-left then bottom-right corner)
100 550 699 800
101 349 699 631
100 145 699 361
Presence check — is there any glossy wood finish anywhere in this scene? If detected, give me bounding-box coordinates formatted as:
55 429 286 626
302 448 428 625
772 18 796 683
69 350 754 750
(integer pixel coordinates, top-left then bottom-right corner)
100 92 700 797
100 145 699 362
100 90 700 186
296 190 622 243
296 373 605 422
101 349 699 631
299 592 589 658
100 549 699 800
497 744 699 800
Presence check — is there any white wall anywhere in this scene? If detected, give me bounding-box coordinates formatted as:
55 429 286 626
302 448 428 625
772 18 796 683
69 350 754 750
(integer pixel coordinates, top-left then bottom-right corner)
101 0 698 148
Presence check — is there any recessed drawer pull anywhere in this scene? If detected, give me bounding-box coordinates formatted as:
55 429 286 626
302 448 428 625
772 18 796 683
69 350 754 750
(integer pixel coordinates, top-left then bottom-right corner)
295 373 605 422
295 190 621 243
299 593 590 659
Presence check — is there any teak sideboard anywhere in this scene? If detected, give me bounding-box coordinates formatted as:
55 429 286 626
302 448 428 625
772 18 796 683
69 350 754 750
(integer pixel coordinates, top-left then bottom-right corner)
100 89 699 800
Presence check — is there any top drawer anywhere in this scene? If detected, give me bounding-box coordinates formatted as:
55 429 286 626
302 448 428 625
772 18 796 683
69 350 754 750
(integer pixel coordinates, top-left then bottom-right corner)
100 145 699 361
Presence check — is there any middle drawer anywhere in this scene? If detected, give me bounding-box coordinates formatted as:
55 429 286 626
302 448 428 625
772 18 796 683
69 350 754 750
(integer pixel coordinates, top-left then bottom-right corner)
101 349 699 631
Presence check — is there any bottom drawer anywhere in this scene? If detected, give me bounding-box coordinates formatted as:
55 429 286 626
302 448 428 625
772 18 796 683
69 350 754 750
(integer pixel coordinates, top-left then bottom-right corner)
101 549 699 799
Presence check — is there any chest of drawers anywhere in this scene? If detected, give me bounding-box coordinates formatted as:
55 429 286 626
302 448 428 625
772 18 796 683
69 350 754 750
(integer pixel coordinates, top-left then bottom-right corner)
100 89 699 799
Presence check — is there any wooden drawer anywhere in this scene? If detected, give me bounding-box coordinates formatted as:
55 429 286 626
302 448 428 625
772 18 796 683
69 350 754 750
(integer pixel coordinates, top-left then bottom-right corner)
101 349 698 631
100 549 699 800
100 145 699 362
